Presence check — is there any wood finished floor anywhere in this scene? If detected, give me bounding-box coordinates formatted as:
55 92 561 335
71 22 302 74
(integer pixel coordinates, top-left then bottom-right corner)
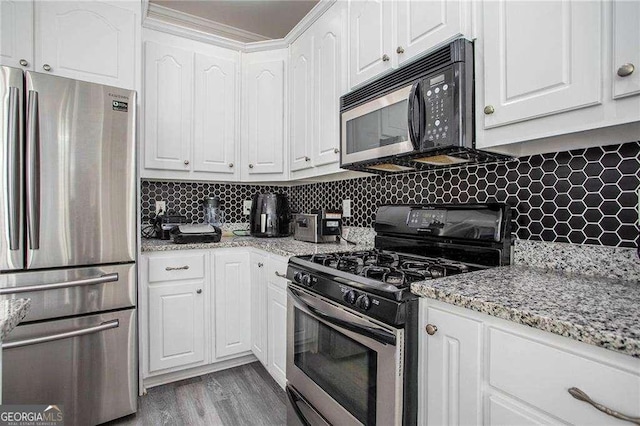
104 362 286 426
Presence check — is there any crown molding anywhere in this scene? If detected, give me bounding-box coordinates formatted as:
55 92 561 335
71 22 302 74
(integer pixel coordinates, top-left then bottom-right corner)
142 0 336 53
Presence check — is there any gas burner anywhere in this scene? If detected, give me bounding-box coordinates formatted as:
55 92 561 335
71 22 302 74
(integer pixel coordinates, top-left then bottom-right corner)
310 253 339 268
337 256 364 273
361 266 391 280
401 260 434 270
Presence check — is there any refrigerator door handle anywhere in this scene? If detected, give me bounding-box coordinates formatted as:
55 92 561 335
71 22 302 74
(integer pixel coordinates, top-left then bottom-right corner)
0 273 119 295
6 87 21 250
26 90 40 250
2 320 119 350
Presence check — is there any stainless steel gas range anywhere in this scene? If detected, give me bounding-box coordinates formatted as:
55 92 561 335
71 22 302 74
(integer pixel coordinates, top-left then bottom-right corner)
285 204 512 426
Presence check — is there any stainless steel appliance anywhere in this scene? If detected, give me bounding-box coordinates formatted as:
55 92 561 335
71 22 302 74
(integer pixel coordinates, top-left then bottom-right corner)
0 66 137 425
340 39 509 174
250 192 292 237
286 204 512 425
294 210 343 243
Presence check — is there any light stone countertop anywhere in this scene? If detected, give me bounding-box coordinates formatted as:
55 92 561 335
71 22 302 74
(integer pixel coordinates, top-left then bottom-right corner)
0 299 30 341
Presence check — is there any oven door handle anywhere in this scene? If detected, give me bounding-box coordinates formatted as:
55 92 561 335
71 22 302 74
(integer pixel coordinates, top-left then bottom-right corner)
288 287 397 346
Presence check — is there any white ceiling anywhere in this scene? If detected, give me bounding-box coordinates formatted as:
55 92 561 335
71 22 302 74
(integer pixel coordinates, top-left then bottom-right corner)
150 0 320 40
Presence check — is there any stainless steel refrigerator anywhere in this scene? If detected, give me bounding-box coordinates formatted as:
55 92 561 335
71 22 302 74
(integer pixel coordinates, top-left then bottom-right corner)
0 66 137 425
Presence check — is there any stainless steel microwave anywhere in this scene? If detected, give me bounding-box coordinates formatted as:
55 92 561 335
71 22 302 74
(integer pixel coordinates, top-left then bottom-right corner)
340 39 506 173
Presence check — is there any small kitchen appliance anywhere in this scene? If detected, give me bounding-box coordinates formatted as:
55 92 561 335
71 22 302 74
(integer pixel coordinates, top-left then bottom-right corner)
153 213 189 240
294 210 343 243
171 224 222 244
250 193 292 238
285 203 512 426
204 196 224 227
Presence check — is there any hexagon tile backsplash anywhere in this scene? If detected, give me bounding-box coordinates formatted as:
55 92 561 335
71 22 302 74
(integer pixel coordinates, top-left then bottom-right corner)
141 141 639 248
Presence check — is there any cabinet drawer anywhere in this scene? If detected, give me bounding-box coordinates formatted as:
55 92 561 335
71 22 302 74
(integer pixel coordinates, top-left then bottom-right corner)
488 328 640 425
148 253 205 283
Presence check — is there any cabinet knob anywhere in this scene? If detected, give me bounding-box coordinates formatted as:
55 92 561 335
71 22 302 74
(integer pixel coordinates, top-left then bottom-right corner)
484 105 495 115
304 156 311 162
425 324 438 335
249 163 254 169
184 160 190 165
334 148 340 154
42 64 52 72
228 162 234 168
617 63 635 77
258 262 264 267
196 289 202 294
396 46 405 54
19 59 29 67
382 54 390 62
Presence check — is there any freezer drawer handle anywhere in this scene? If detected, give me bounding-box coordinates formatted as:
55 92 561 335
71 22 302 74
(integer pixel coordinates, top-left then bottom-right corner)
0 273 119 295
6 86 21 250
26 90 40 250
2 320 119 350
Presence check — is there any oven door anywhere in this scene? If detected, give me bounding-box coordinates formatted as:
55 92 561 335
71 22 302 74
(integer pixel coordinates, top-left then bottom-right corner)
287 284 403 426
341 84 416 166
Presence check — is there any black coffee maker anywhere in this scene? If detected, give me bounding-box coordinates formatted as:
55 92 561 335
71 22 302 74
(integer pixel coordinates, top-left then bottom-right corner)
250 193 291 237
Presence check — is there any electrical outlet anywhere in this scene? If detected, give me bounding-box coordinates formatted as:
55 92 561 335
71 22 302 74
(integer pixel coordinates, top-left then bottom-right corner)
342 199 352 218
155 200 166 215
243 200 252 216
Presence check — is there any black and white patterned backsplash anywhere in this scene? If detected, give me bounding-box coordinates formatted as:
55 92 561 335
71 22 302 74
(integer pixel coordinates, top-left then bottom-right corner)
141 141 639 248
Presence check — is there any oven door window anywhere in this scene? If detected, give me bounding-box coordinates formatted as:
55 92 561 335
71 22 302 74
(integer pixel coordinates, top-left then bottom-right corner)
294 309 377 425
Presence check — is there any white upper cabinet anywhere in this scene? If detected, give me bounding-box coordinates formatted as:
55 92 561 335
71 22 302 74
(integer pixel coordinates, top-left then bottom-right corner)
481 0 601 129
144 41 193 172
242 49 287 180
290 33 314 172
193 53 238 177
396 0 466 66
0 0 33 70
612 1 640 99
36 1 137 89
348 0 394 88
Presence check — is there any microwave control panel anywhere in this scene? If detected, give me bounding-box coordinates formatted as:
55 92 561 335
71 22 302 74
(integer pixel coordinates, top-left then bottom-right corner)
423 68 455 145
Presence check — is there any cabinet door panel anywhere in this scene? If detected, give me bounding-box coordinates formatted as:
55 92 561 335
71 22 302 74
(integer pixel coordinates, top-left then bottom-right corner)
314 7 342 167
214 252 251 358
250 252 268 365
348 0 394 88
36 1 136 88
290 35 314 172
267 281 287 388
482 1 601 128
193 53 238 175
0 0 33 69
144 41 192 171
149 281 205 372
612 1 640 99
396 0 465 65
244 58 285 175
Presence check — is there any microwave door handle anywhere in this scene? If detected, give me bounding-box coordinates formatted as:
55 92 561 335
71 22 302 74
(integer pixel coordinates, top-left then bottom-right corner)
407 81 422 149
287 287 397 345
26 90 40 250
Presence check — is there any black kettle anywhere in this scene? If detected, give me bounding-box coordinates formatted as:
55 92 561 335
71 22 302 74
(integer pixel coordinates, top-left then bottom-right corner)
249 193 291 238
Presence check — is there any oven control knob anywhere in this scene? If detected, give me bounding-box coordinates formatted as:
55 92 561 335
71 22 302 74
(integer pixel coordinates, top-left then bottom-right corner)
344 290 357 304
301 274 312 287
356 294 371 310
294 271 303 283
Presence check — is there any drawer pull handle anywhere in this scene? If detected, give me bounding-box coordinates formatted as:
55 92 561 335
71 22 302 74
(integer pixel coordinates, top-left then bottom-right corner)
568 387 640 424
275 271 287 278
165 265 190 271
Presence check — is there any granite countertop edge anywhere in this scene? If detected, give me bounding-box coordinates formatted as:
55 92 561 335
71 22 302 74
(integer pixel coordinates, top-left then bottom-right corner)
0 299 31 341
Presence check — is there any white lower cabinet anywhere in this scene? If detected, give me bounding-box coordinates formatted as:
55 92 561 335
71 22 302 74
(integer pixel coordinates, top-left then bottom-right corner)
251 251 269 365
419 299 640 426
267 257 289 388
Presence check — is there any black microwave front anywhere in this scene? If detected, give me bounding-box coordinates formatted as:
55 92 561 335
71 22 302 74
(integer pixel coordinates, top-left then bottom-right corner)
340 39 475 173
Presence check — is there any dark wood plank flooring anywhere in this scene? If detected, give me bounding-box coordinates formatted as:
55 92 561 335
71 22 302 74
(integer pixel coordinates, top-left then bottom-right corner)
104 362 286 426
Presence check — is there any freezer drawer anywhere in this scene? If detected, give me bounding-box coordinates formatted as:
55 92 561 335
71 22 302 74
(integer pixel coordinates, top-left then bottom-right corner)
2 308 137 426
0 263 135 322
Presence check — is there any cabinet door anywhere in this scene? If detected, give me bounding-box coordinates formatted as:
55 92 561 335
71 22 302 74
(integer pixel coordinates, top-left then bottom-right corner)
148 281 206 372
214 252 251 358
612 1 640 99
290 34 314 172
481 0 601 128
144 41 193 171
267 279 287 389
35 1 136 88
396 0 466 65
193 52 238 176
348 0 394 88
420 304 482 425
0 0 33 70
313 6 343 167
250 252 268 366
243 53 286 176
